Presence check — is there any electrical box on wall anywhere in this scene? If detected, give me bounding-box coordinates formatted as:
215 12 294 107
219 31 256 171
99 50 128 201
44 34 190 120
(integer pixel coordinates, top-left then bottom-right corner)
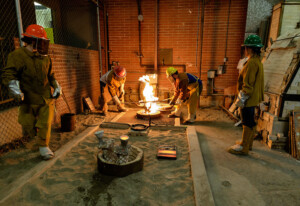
217 65 226 75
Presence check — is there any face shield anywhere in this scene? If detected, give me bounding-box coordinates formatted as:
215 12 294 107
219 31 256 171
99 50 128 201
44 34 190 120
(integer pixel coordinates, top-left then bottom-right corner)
167 75 175 84
32 38 50 56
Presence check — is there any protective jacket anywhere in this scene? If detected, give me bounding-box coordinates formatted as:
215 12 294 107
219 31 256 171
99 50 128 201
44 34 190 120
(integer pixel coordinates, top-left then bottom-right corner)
170 73 202 104
100 70 126 97
1 47 57 104
237 55 264 107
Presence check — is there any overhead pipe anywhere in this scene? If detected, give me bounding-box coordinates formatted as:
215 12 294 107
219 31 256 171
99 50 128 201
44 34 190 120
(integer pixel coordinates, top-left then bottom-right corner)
195 0 201 67
224 0 232 65
14 0 24 47
199 0 205 79
96 0 103 77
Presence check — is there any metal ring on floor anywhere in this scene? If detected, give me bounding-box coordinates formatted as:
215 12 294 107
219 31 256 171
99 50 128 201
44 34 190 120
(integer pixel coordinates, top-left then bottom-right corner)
131 124 149 131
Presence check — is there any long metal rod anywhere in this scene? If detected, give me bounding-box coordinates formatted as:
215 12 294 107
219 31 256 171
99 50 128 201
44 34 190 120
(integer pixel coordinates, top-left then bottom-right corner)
14 0 23 47
195 0 201 66
199 0 205 79
96 0 103 77
154 0 158 96
224 0 231 60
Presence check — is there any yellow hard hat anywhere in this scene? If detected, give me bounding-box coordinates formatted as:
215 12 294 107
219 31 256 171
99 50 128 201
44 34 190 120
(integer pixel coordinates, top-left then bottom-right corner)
166 67 177 77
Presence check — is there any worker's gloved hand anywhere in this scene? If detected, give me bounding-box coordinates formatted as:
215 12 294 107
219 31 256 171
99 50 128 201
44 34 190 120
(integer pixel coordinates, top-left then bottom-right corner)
52 80 62 99
235 91 249 108
8 80 24 102
119 83 125 103
112 95 122 106
169 100 175 106
176 99 183 105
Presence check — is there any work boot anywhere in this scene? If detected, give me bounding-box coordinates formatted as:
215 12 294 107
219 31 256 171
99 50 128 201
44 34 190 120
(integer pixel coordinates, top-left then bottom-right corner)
168 112 180 118
183 114 196 124
235 126 256 150
117 104 128 112
39 147 54 160
228 125 252 155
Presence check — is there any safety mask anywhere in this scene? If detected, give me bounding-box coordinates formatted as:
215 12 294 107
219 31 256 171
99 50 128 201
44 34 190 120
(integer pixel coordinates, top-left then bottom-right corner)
167 75 175 84
32 38 50 56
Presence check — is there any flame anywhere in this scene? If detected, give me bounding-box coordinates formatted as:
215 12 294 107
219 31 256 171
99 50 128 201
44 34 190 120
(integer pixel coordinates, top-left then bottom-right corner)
139 75 160 114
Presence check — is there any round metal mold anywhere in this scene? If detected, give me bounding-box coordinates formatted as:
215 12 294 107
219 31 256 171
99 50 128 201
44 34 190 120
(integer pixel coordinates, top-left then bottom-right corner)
136 110 161 119
97 145 144 177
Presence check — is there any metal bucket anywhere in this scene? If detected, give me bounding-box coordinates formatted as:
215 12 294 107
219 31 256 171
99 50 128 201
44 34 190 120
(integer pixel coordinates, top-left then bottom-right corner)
61 113 76 132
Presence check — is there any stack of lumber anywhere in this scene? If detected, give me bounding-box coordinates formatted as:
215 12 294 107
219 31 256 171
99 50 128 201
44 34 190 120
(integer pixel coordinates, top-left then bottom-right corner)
288 111 300 159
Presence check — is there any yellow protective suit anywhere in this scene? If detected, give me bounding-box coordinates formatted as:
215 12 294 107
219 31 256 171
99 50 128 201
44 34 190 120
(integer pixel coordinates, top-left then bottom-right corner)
237 55 264 107
170 73 202 117
99 70 126 112
1 47 57 146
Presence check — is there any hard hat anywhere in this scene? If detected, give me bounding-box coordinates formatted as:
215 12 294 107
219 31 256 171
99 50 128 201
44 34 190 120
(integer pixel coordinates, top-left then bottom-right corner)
22 24 48 40
243 35 263 48
166 67 178 77
114 66 126 78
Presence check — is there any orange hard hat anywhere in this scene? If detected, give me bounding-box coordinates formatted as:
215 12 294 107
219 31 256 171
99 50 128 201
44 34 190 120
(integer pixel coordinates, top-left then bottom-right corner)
114 66 126 78
22 24 48 40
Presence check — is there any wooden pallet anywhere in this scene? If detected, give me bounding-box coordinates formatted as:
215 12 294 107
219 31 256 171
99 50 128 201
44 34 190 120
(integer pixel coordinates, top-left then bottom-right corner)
289 111 300 159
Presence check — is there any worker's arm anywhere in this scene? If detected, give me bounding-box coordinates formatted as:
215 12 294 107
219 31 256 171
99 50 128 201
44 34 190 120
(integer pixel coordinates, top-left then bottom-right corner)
1 52 24 101
1 53 21 85
178 78 189 101
107 71 118 97
170 80 180 105
242 60 258 97
47 58 61 98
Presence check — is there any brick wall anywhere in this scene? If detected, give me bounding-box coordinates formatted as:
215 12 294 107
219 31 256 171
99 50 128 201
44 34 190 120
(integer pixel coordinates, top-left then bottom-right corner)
48 44 100 123
106 0 248 95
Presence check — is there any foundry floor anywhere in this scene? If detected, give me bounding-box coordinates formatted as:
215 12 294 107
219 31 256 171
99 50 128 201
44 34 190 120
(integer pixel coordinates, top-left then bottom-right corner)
192 108 300 206
0 107 299 205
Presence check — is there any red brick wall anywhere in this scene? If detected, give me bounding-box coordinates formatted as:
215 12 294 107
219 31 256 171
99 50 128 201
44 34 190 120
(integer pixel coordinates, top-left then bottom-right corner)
107 0 248 94
48 44 100 122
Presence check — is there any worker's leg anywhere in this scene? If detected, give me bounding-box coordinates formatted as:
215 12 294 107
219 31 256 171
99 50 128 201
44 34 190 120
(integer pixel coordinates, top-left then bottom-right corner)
228 107 256 155
35 101 55 147
35 100 55 160
18 104 37 139
184 85 200 124
99 82 110 115
168 103 183 118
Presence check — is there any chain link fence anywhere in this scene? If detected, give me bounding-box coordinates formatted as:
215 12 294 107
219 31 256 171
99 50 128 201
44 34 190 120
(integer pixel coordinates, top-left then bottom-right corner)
0 0 100 148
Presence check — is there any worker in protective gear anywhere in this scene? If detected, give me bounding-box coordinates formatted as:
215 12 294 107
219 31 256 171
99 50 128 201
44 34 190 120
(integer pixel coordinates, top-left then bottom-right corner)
1 24 61 160
228 34 264 155
166 67 203 124
99 66 128 116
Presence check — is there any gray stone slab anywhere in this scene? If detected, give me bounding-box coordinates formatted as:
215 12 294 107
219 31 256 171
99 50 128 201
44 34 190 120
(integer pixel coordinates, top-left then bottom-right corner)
187 126 215 206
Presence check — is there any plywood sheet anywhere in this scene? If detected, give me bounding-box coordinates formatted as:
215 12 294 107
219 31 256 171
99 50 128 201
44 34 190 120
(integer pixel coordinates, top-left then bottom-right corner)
264 48 296 94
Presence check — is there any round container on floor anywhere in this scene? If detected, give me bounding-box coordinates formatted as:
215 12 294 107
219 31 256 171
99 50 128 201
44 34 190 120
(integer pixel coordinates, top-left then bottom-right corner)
61 113 76 132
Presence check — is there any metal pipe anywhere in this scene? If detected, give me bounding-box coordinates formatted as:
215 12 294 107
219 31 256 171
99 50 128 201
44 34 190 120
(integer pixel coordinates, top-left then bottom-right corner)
224 0 231 61
96 0 103 76
14 0 24 47
154 0 158 72
199 0 205 79
154 0 159 96
195 0 200 66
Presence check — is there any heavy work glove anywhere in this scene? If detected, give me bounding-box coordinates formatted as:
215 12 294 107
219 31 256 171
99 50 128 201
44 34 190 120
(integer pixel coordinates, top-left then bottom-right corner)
119 83 125 103
234 91 249 108
169 100 175 106
8 80 24 102
112 95 128 112
52 80 62 99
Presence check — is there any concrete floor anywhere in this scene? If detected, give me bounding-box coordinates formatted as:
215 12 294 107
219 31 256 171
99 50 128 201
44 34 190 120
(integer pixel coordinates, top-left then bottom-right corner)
194 108 300 206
